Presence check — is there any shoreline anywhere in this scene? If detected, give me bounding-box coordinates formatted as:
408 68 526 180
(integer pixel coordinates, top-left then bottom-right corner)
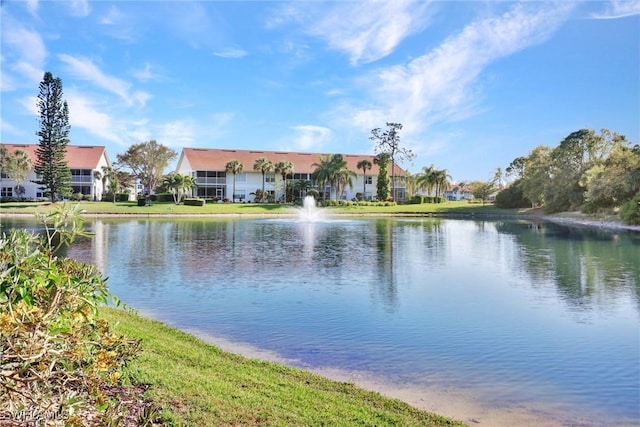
180 322 613 427
2 209 639 233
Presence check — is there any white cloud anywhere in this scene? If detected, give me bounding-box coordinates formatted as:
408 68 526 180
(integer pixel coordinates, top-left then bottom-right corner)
346 3 574 138
25 0 39 17
1 23 46 88
0 119 25 139
100 5 121 25
98 5 138 41
158 120 196 148
212 48 248 59
591 0 640 19
57 54 150 107
269 0 433 65
133 63 160 82
265 4 306 29
66 92 122 144
290 125 332 151
18 96 38 116
67 0 91 17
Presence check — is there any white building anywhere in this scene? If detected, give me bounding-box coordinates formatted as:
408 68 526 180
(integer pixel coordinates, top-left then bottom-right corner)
1 144 111 201
176 147 406 202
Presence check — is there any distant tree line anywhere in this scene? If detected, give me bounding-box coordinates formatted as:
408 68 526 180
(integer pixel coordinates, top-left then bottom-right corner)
495 128 640 224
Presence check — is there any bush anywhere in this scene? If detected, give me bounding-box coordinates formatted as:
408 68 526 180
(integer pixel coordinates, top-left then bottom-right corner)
620 192 640 225
147 192 173 203
495 180 531 209
71 192 84 201
114 193 128 202
0 204 139 423
409 195 424 204
184 198 206 206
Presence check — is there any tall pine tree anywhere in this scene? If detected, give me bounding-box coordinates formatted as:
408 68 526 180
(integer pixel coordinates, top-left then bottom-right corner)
35 72 72 201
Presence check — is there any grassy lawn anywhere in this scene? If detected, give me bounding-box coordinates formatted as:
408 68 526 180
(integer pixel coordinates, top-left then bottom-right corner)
0 199 528 217
101 307 463 426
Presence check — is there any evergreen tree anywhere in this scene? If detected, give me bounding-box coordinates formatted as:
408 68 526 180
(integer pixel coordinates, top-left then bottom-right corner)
374 152 391 201
370 123 414 201
34 72 72 201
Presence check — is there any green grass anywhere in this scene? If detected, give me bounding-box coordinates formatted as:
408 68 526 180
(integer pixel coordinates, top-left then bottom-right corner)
100 307 463 426
0 199 530 217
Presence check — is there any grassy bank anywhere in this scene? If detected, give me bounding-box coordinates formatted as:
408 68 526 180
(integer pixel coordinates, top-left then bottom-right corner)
100 307 463 426
0 200 519 216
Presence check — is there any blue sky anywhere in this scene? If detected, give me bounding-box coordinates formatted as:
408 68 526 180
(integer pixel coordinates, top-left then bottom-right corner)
1 1 638 182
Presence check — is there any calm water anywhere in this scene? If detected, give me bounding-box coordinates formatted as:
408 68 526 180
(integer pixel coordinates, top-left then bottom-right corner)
3 215 639 424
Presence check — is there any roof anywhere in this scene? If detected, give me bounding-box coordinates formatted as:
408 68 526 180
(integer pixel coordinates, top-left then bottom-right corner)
2 143 109 169
180 147 405 175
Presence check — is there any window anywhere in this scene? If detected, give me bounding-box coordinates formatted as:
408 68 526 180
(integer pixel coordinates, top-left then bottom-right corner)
234 190 246 201
1 187 13 197
196 171 226 185
72 185 92 195
235 173 246 182
265 173 275 183
70 169 92 183
365 176 373 184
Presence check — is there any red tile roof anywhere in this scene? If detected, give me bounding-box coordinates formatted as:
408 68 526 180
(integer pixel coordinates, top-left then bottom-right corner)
2 144 108 168
181 147 405 175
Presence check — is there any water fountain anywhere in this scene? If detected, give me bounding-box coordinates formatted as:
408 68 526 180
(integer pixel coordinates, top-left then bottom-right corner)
297 195 325 222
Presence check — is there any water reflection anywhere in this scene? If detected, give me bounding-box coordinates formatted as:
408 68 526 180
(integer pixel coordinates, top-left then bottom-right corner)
2 215 638 423
496 221 640 313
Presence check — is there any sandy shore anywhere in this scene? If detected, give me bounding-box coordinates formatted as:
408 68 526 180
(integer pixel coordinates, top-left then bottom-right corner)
540 212 640 233
183 327 613 427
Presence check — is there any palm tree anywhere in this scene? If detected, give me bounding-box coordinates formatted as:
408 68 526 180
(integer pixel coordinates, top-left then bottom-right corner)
416 165 436 197
181 174 197 199
311 155 333 201
357 159 372 200
225 160 243 203
328 154 346 201
312 154 352 201
2 149 32 197
253 157 273 202
335 166 358 201
493 166 505 190
94 165 118 202
274 160 293 203
403 172 417 200
293 179 312 200
162 173 185 204
434 168 452 202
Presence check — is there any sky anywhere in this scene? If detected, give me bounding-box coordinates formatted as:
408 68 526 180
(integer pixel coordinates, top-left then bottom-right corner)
1 0 639 182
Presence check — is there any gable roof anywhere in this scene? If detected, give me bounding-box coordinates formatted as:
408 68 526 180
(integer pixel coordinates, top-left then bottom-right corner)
179 147 406 175
2 144 109 169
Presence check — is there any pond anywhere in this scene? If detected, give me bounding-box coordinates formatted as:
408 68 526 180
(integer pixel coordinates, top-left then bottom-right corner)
3 215 639 425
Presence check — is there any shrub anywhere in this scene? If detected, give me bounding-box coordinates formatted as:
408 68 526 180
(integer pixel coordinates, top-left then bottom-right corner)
620 192 640 225
409 195 424 204
71 192 84 201
184 198 206 206
495 180 531 209
0 204 140 423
